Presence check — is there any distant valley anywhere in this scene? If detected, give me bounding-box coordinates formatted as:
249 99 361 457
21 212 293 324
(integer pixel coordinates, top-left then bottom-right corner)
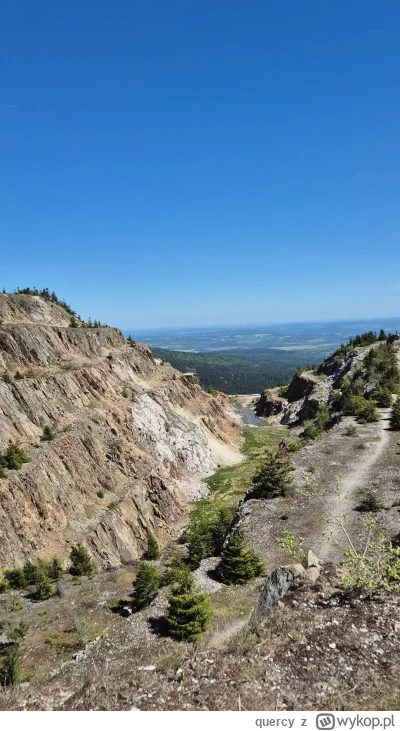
130 319 400 394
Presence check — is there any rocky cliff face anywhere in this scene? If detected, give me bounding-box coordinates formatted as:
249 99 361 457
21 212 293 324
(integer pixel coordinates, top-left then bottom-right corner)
0 294 240 569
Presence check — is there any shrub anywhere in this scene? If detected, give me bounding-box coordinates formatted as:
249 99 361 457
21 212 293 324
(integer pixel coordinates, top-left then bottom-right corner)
160 548 187 587
69 315 78 328
340 518 400 594
390 401 400 431
3 568 26 589
2 370 12 384
374 387 393 408
44 557 64 581
32 571 55 600
132 562 160 611
74 616 98 648
97 489 105 498
69 544 96 577
215 534 265 585
357 491 386 513
343 395 380 423
166 573 211 641
0 579 10 593
344 424 357 437
277 530 306 562
142 531 161 561
22 561 41 585
0 466 7 479
0 441 31 470
7 620 29 641
249 452 294 500
302 405 331 440
1 646 21 686
285 440 302 453
41 425 56 442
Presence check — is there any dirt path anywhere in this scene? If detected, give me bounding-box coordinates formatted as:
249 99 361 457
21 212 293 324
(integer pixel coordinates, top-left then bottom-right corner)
318 406 392 560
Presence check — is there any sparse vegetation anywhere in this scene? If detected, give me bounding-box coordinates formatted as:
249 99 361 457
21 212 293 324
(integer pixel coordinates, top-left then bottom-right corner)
0 441 31 471
356 491 386 513
13 287 78 318
41 425 56 442
74 616 99 648
277 530 306 562
340 518 400 594
301 404 331 440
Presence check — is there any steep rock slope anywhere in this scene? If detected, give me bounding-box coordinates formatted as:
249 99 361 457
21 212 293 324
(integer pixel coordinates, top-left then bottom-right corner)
0 294 240 568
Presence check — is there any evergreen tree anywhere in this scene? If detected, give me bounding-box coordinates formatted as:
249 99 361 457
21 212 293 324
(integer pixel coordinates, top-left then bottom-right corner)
32 571 55 600
142 531 161 560
1 646 21 686
44 557 64 580
186 505 235 568
390 401 400 431
69 544 96 577
249 451 294 500
132 562 160 610
378 329 387 341
216 534 265 585
23 561 41 586
166 572 211 641
374 387 393 408
69 315 78 328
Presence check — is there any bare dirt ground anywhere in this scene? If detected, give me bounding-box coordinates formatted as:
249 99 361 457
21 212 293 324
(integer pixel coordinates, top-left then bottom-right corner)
2 566 399 711
239 409 400 569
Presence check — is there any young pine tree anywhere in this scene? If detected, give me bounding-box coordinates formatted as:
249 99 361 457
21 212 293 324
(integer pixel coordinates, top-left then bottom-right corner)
166 572 211 641
216 534 265 585
1 646 21 686
32 571 55 600
69 544 96 577
249 451 294 500
142 531 161 560
374 387 393 408
132 562 160 611
390 401 400 431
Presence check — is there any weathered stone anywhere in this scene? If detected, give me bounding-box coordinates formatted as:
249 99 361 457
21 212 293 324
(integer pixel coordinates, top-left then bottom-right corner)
252 563 305 623
305 550 321 569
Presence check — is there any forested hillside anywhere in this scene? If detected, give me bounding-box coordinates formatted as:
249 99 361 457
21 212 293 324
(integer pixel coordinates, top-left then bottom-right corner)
152 347 326 394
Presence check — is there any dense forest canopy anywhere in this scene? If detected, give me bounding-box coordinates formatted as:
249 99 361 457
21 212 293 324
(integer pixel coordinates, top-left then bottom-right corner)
154 329 399 395
152 347 322 394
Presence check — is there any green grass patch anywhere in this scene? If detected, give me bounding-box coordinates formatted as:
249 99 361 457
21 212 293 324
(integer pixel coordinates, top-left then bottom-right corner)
205 425 295 507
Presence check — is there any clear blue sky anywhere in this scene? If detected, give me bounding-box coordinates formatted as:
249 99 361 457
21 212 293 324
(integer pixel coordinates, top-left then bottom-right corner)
1 1 400 328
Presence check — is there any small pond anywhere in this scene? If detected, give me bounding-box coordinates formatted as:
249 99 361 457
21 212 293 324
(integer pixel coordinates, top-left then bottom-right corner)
237 406 262 427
